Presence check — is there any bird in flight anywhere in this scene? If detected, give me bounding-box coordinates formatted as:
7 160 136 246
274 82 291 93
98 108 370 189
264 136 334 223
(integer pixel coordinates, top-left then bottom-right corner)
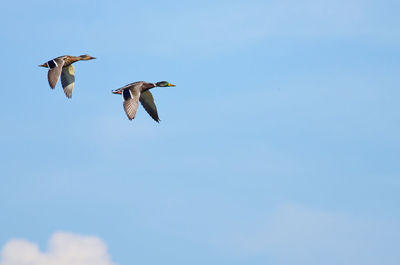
112 81 176 122
39 55 96 98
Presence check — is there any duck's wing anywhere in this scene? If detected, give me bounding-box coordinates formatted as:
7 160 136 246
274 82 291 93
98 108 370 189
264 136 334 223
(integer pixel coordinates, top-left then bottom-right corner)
117 81 143 91
47 57 65 89
139 90 160 122
61 64 75 98
122 88 140 120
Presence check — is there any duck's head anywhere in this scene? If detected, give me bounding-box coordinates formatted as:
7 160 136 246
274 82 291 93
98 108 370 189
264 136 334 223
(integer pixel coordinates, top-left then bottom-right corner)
79 54 96 60
156 81 175 87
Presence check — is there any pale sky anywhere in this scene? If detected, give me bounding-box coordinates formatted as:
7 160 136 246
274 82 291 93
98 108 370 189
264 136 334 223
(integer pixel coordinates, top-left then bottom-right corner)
1 0 400 265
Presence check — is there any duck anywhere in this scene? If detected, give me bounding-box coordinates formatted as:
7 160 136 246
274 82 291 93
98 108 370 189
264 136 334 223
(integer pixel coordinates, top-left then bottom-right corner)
39 55 96 98
112 81 175 122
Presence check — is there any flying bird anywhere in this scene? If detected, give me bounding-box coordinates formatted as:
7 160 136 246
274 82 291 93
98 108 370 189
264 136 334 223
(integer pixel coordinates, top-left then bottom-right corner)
112 81 176 122
39 55 96 98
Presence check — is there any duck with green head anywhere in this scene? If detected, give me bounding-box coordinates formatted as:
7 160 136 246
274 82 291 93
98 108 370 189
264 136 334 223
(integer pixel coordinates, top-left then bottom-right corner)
112 81 175 122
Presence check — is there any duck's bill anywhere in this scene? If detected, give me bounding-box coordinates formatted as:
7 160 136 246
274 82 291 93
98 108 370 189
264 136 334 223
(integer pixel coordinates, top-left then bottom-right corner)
112 89 122 94
168 83 176 87
38 63 47 67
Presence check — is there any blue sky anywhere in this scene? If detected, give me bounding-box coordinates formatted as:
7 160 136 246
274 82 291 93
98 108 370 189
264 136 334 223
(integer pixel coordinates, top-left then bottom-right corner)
1 0 400 264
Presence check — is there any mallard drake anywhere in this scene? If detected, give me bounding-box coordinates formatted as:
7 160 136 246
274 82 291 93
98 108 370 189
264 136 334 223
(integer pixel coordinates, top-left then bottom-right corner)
112 81 176 122
39 55 96 98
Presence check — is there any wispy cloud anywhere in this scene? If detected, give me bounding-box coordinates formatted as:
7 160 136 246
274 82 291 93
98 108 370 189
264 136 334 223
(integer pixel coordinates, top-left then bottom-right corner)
0 232 117 265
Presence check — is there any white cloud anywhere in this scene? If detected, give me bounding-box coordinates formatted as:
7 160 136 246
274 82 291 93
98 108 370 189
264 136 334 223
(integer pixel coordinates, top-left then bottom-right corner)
225 204 400 265
0 232 117 265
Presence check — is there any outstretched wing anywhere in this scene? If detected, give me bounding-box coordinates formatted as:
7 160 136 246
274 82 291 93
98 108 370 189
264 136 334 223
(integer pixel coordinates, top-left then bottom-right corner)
61 65 75 98
139 90 160 122
47 57 65 89
122 88 140 120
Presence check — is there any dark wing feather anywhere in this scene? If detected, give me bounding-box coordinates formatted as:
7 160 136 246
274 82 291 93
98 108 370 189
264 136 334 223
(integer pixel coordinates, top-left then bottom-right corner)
139 90 160 122
61 65 75 98
47 57 65 89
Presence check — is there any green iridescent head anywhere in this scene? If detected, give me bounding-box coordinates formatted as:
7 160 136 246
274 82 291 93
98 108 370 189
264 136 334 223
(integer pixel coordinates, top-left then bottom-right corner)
156 81 176 87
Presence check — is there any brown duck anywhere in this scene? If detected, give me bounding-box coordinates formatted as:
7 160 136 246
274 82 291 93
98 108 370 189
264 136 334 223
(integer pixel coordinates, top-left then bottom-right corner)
39 55 96 98
112 81 175 122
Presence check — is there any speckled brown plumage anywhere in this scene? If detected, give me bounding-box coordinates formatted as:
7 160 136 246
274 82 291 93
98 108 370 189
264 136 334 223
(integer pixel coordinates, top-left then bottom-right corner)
39 55 96 98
